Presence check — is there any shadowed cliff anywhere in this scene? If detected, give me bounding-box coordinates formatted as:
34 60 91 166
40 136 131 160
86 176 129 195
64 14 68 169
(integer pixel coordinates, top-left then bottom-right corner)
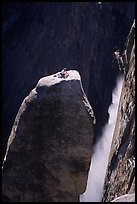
2 2 135 159
2 70 95 202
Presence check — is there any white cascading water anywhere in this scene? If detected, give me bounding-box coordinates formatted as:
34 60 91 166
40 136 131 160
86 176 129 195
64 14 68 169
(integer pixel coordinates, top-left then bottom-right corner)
80 74 124 202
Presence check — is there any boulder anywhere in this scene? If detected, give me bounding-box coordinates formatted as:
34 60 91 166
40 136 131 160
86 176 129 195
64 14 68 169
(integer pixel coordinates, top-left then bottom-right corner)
2 70 95 202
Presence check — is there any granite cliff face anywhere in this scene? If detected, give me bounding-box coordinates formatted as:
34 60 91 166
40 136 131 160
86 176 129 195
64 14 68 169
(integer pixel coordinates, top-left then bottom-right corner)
102 20 135 202
2 2 135 159
2 70 95 202
111 193 135 202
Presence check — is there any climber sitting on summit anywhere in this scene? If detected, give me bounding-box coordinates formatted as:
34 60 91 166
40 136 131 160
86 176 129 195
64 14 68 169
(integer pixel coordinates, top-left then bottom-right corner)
53 68 69 78
59 68 69 78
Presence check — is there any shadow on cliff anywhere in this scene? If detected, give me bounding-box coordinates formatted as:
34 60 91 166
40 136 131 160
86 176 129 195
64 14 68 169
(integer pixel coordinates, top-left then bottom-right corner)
2 2 135 160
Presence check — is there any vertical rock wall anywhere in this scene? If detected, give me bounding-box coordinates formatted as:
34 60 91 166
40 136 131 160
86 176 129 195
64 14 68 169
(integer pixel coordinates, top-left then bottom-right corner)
102 20 135 202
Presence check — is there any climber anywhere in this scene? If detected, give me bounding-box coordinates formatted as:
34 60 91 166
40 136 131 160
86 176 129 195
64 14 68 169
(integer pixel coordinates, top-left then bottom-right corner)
113 49 124 72
53 68 69 78
114 49 120 60
60 68 69 78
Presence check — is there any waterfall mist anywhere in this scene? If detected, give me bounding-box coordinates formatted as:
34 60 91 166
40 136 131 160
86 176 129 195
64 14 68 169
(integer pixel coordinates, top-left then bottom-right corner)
80 74 124 202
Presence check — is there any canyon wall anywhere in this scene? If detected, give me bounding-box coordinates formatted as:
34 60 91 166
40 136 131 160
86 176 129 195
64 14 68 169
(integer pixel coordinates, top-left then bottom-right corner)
102 20 135 202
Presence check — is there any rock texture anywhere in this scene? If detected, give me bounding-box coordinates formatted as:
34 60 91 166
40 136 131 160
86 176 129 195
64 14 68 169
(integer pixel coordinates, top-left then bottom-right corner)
2 2 135 159
2 70 95 202
102 20 135 202
111 193 135 202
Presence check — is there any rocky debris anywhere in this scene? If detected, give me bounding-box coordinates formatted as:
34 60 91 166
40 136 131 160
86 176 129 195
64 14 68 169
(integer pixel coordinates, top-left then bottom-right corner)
102 21 135 202
2 3 135 159
111 193 135 202
2 70 95 202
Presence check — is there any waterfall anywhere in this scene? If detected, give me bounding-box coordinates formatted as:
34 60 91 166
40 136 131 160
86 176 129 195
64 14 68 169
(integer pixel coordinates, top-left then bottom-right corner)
80 74 124 202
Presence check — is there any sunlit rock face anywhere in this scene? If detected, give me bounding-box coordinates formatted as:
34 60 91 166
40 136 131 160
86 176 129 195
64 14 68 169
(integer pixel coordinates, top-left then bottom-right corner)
2 70 95 202
102 20 135 202
2 2 135 159
111 193 135 202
